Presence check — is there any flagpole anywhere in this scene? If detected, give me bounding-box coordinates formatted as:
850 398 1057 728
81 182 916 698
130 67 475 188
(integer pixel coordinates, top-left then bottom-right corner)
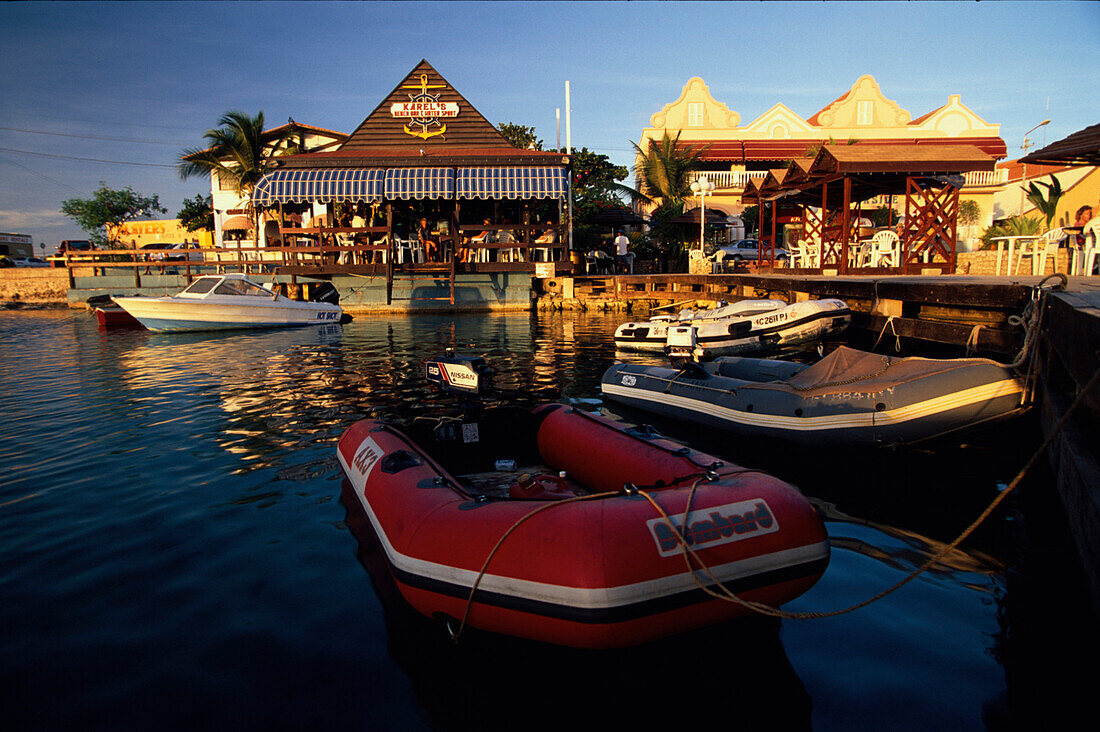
566 81 573 255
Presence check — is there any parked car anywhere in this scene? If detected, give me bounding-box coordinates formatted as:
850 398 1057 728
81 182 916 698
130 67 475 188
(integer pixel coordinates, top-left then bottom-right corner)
10 256 49 267
56 240 93 256
139 242 167 261
710 238 790 263
163 242 204 262
0 256 14 268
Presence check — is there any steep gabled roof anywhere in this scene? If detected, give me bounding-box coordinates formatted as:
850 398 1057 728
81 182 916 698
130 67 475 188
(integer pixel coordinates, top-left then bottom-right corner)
339 59 509 152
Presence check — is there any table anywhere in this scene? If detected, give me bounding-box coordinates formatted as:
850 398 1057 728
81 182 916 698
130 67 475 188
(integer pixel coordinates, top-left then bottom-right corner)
990 235 1040 275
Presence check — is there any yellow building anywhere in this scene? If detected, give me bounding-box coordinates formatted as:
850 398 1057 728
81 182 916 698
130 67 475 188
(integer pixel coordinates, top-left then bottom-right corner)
115 219 214 249
995 159 1100 228
637 74 1008 242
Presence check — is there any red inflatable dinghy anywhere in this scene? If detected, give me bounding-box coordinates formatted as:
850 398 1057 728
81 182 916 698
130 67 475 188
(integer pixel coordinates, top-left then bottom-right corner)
337 401 829 649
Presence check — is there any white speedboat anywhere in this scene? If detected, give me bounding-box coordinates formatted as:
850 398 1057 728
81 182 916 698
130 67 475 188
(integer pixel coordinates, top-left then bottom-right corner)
113 274 345 332
614 299 786 353
665 299 851 360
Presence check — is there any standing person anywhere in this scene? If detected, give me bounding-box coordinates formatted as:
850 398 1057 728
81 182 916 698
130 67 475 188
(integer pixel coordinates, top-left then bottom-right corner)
614 231 630 273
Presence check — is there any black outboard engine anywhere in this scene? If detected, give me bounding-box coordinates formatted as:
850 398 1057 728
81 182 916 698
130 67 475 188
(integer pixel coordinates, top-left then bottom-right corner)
424 355 494 398
309 281 341 305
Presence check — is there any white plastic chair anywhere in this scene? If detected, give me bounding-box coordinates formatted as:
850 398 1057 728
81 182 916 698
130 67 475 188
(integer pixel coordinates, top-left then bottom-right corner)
395 238 423 264
1015 228 1065 276
868 230 901 268
1076 218 1100 275
711 250 727 273
335 233 354 265
787 241 808 268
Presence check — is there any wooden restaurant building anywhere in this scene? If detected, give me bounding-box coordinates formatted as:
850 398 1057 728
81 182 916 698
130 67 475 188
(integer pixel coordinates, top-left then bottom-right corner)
742 142 997 275
249 60 571 308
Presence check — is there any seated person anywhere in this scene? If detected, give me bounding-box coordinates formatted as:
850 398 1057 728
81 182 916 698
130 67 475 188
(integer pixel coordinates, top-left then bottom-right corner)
417 217 439 261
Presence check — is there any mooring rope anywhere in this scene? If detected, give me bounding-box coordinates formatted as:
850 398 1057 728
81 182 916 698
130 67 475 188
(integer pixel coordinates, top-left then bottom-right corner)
872 314 902 353
448 357 1097 641
642 359 1100 620
965 324 984 357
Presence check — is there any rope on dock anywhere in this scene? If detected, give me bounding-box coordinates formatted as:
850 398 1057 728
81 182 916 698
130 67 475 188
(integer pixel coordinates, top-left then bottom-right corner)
646 357 1100 621
1008 273 1066 406
871 315 902 353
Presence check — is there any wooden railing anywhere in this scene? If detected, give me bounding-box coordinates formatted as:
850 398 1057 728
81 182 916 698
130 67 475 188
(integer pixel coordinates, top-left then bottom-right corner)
60 222 570 287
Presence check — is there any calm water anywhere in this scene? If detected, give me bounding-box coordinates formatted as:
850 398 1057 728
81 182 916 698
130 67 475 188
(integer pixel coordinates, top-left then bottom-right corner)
1 309 1094 730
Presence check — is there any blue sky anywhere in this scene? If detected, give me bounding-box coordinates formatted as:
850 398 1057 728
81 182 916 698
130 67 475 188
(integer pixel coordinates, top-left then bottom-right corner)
1 1 1097 248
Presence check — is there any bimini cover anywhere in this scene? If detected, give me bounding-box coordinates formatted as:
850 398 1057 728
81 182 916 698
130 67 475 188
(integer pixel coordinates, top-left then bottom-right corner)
776 346 1011 398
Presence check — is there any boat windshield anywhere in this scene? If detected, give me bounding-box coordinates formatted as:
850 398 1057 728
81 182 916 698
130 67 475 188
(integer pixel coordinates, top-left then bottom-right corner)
180 278 218 295
213 278 270 297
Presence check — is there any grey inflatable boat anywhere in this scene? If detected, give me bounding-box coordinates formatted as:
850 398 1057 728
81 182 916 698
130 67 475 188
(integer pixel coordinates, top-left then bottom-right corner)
600 346 1028 447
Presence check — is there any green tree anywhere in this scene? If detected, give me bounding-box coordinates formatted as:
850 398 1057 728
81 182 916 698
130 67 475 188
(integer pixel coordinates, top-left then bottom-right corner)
497 122 543 150
177 194 214 233
629 131 708 206
979 215 1041 250
60 182 166 248
178 110 291 237
568 147 630 224
1024 175 1064 231
623 131 709 271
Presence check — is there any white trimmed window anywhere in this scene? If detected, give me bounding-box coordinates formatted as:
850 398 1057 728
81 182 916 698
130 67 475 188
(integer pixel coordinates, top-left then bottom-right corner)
857 100 873 126
688 102 704 127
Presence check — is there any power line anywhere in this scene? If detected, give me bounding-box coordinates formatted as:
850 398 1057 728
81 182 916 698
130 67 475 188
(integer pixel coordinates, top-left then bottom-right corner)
0 125 184 146
0 147 177 169
0 155 82 194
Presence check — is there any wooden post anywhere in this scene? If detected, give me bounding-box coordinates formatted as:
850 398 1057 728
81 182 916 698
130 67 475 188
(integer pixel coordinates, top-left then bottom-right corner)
386 202 394 305
769 200 777 265
840 177 851 274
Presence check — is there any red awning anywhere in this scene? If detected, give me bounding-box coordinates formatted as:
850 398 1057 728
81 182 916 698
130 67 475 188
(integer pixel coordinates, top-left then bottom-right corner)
688 136 1007 163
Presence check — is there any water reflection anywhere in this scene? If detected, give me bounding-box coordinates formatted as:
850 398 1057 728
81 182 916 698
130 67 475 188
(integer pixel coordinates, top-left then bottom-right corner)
1 308 1086 730
340 480 813 731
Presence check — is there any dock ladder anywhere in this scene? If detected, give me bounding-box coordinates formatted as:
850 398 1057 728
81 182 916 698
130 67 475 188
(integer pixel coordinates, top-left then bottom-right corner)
385 258 456 305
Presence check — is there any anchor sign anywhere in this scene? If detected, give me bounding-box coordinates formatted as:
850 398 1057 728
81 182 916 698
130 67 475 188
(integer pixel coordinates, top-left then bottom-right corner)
390 73 459 140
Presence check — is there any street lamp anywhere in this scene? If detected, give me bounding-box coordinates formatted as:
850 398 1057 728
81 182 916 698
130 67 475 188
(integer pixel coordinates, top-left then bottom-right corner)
690 176 715 251
1020 119 1051 215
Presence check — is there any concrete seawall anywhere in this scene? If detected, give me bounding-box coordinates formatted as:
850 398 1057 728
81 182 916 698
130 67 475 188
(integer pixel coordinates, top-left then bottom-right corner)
0 268 70 305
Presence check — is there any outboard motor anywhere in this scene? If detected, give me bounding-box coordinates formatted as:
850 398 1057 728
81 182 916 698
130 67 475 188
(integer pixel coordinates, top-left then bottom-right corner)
665 324 699 364
424 355 494 398
309 281 341 305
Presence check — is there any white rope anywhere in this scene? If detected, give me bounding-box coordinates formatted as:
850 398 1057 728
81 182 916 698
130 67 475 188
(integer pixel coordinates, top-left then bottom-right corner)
872 315 901 353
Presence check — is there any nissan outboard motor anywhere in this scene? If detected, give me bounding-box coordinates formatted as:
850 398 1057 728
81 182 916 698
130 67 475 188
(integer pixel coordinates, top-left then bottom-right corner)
309 281 341 305
425 355 495 398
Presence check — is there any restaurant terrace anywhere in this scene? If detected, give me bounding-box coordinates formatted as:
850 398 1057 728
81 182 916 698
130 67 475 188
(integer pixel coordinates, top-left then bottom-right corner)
246 59 573 304
742 142 997 274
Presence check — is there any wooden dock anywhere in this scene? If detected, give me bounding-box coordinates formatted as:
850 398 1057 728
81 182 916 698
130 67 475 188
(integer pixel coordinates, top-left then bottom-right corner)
556 272 1093 356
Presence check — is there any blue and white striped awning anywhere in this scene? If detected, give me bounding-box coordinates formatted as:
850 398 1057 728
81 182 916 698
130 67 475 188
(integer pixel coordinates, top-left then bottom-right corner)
384 167 455 200
252 169 385 205
456 166 569 200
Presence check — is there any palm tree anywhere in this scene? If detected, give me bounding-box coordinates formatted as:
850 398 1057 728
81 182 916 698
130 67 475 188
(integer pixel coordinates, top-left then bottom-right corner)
625 131 710 271
178 111 292 244
1024 175 1064 231
629 131 708 206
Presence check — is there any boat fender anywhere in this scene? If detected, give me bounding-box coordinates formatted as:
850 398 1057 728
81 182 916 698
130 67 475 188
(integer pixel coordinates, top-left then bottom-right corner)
508 473 573 500
728 320 752 337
